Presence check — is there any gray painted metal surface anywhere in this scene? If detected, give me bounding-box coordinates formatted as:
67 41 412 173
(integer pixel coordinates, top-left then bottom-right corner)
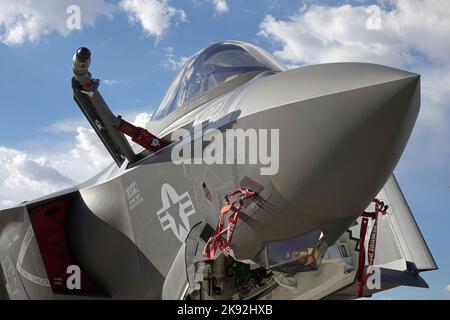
0 41 435 300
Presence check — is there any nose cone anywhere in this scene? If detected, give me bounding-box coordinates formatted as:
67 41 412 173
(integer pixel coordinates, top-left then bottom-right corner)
239 63 420 220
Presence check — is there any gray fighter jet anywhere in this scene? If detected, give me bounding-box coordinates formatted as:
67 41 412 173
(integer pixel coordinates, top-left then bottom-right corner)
0 41 436 300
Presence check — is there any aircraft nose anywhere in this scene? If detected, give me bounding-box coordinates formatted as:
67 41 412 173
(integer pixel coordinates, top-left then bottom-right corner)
239 63 420 220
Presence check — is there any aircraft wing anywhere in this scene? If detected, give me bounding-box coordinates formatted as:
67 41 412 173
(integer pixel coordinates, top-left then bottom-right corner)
374 174 436 272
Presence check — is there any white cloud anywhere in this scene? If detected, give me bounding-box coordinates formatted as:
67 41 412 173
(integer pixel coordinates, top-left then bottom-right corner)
160 46 189 71
50 111 152 180
0 0 188 45
102 79 128 86
190 0 229 13
0 112 152 209
0 0 114 46
42 118 88 134
133 112 152 128
446 285 450 292
418 66 450 128
258 0 450 173
0 146 76 208
120 0 186 38
69 127 112 172
212 0 229 13
259 1 450 66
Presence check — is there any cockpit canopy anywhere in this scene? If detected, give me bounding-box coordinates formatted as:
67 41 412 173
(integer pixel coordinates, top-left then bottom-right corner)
152 41 286 120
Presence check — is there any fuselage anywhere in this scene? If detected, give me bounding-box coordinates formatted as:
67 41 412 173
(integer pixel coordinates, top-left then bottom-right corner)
0 41 421 299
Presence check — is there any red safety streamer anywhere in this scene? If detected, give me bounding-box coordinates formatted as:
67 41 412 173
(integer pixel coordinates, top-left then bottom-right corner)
357 199 388 298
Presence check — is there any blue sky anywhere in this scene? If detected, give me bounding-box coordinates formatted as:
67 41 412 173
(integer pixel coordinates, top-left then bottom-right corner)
0 0 448 299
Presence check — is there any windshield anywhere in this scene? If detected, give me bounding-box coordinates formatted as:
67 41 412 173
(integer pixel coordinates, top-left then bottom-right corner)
152 41 285 120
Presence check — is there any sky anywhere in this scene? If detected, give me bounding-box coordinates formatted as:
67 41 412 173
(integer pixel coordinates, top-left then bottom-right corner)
0 0 448 299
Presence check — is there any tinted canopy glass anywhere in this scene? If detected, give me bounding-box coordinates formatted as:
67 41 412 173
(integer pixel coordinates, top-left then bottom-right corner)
152 41 285 120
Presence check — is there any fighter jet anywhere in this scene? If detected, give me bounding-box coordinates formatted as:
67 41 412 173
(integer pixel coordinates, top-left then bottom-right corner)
0 41 436 300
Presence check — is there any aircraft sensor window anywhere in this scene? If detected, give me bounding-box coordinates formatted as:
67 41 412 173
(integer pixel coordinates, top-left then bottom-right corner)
254 229 326 274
